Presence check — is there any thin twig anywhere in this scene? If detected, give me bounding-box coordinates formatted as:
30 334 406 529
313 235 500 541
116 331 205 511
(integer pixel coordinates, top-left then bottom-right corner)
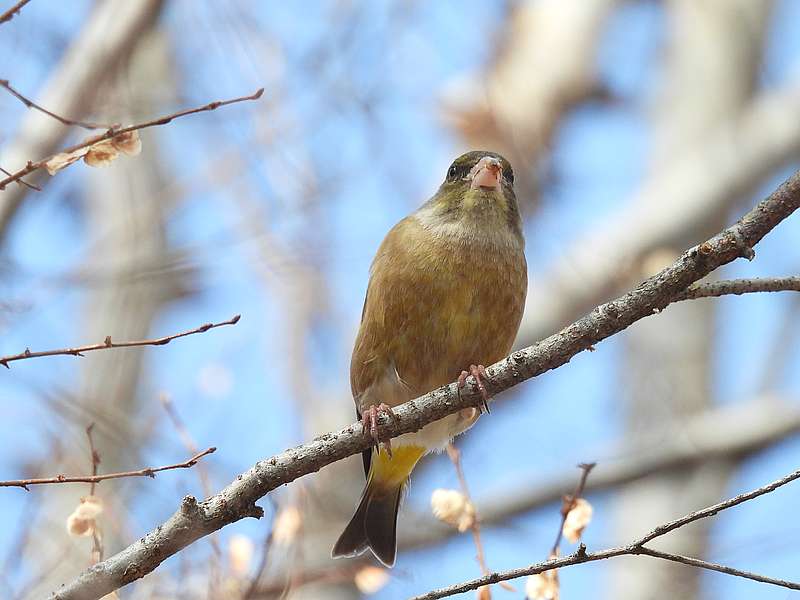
0 88 264 190
0 166 39 191
410 466 800 600
0 447 216 490
0 0 30 25
673 276 800 301
550 462 595 555
85 423 101 496
634 546 800 589
445 444 514 592
159 394 223 576
159 394 214 498
632 465 800 546
0 79 109 130
0 314 240 368
84 424 105 563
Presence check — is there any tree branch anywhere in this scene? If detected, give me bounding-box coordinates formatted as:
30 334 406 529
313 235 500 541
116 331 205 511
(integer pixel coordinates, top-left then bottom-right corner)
0 88 264 191
0 314 240 368
0 448 216 490
673 276 800 301
0 0 31 25
51 170 800 600
410 465 800 599
0 79 110 129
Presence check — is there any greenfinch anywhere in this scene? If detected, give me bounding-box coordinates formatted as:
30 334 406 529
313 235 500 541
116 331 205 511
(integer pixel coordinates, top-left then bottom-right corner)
332 151 527 566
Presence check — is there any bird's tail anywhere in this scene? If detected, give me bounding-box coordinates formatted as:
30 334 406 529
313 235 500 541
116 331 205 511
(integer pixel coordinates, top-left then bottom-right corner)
332 445 425 567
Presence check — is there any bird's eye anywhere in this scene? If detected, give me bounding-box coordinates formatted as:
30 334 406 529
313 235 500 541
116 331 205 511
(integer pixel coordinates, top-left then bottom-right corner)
506 170 514 185
447 165 459 180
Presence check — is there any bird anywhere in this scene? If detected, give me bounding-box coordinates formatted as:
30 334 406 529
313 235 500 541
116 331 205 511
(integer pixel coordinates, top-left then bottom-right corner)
331 150 527 567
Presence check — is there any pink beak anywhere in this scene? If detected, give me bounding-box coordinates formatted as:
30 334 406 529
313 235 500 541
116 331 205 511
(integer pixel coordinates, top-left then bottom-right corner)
469 157 502 190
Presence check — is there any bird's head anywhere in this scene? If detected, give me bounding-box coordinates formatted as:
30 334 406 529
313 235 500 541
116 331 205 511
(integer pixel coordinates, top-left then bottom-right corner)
422 151 521 235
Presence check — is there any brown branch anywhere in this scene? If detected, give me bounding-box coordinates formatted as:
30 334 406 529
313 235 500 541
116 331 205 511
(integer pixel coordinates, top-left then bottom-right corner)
550 462 595 556
0 166 40 191
445 444 514 592
0 447 215 490
673 276 800 301
0 0 30 25
410 465 800 600
445 444 486 571
0 88 264 191
0 79 109 130
51 171 800 600
400 396 800 550
159 394 223 567
0 314 240 368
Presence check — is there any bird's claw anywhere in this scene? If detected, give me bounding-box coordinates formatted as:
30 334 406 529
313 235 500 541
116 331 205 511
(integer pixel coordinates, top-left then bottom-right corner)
361 403 398 457
458 364 491 414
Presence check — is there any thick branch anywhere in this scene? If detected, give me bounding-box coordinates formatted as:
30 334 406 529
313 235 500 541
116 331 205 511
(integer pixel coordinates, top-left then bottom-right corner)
0 448 215 490
0 89 264 191
0 314 239 367
52 170 800 600
411 465 800 599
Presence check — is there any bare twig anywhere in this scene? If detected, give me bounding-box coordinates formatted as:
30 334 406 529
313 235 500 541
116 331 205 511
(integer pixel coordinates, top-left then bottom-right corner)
0 88 264 190
673 276 800 301
159 394 215 498
0 166 40 191
550 462 595 555
0 0 31 25
634 465 800 546
0 314 240 368
0 447 215 490
410 465 800 600
85 424 101 496
400 397 800 549
445 444 514 592
84 424 104 563
0 79 109 130
159 394 223 584
51 170 800 600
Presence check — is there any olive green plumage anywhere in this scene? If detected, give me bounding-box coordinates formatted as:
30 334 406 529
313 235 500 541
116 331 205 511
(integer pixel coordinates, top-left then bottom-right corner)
333 150 527 567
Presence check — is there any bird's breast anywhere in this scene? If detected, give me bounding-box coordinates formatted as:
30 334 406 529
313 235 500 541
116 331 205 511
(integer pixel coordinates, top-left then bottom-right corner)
352 214 527 409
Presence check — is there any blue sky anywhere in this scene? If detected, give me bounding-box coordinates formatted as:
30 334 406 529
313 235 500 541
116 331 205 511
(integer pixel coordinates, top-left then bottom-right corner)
1 2 800 599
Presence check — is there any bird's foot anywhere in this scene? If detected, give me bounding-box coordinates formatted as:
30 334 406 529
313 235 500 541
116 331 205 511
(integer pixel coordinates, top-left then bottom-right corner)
458 364 491 414
361 403 399 457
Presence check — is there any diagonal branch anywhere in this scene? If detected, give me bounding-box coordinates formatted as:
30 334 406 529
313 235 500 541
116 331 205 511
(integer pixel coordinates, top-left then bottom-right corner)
52 170 800 600
0 0 31 25
0 315 240 368
0 448 216 491
410 465 800 600
0 79 109 130
0 88 264 191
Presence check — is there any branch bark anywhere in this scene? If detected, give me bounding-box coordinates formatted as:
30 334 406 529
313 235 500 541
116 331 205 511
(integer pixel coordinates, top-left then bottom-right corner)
51 169 800 599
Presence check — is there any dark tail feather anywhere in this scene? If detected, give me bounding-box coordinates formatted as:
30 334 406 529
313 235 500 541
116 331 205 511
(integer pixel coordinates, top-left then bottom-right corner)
332 481 402 567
